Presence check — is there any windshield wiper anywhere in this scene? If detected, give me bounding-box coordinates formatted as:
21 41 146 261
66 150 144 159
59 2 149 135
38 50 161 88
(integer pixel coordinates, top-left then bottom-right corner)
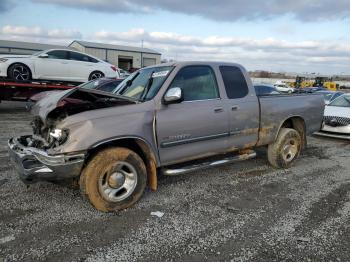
117 71 140 95
139 71 154 102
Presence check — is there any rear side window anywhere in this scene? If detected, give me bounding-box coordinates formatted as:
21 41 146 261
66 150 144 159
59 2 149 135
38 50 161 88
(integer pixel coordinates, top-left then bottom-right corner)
169 66 219 101
88 56 98 63
69 51 92 62
47 50 68 60
219 66 248 99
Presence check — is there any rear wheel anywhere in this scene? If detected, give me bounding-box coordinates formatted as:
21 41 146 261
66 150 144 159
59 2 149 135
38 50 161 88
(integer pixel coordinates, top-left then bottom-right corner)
267 128 301 168
80 147 147 212
8 63 32 82
88 71 104 81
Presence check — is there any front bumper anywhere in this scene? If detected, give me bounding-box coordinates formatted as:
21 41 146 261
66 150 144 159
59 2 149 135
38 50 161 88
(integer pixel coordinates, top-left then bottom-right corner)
314 122 350 141
8 136 85 184
314 131 350 140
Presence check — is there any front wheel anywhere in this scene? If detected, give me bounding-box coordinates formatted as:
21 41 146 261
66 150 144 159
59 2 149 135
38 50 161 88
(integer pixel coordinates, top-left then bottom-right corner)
267 128 301 168
80 147 147 212
8 63 32 82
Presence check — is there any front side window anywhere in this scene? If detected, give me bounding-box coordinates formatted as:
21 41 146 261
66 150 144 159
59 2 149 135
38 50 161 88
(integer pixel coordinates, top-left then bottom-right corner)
220 66 249 99
114 66 173 101
46 50 68 59
168 66 219 101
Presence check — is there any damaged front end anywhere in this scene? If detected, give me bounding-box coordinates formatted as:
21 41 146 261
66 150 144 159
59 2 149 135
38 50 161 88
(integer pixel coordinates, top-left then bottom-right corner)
8 136 85 183
8 87 136 183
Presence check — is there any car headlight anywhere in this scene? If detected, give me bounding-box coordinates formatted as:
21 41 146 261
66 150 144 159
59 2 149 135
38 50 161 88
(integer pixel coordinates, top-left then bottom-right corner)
0 58 8 63
49 129 69 145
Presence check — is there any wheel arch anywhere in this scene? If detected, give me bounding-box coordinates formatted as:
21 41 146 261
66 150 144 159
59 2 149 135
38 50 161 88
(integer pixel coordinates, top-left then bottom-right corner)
89 70 104 80
276 116 307 149
7 62 33 78
86 137 159 191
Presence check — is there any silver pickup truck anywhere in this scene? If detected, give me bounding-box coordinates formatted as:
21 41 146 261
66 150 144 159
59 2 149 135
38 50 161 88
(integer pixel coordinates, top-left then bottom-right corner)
8 62 325 212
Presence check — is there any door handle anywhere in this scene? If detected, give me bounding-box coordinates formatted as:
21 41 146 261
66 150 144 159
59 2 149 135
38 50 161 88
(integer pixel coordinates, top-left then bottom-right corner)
231 105 239 111
214 107 224 113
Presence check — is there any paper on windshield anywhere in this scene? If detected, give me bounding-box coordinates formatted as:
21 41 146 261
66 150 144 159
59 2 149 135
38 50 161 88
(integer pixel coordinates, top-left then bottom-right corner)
152 71 169 78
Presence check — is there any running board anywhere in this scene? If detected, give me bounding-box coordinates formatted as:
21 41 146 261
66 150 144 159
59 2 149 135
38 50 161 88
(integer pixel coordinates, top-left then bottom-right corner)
161 151 257 176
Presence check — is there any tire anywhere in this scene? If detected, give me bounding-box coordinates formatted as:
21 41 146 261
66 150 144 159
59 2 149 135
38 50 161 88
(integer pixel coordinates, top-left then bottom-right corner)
8 63 32 82
267 128 302 168
88 71 104 81
80 147 147 212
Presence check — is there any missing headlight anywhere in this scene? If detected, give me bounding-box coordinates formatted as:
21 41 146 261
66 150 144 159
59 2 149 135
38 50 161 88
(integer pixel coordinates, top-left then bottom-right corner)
49 129 69 146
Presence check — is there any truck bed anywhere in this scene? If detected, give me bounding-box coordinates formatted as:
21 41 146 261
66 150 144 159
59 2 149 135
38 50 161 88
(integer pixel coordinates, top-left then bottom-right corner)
0 80 76 102
257 93 324 146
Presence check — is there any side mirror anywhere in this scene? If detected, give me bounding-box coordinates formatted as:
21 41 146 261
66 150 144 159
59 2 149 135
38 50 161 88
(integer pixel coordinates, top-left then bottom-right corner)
164 87 183 104
38 54 49 58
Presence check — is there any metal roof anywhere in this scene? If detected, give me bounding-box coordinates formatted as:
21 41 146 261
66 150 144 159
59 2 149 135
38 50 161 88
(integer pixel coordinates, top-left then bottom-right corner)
0 39 68 51
70 40 161 55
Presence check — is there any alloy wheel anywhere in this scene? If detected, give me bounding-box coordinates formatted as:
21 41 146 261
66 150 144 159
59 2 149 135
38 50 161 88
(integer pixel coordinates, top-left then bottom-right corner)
13 65 30 81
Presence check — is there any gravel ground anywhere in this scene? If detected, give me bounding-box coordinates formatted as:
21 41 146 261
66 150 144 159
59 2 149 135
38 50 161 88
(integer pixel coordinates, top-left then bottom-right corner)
0 101 349 262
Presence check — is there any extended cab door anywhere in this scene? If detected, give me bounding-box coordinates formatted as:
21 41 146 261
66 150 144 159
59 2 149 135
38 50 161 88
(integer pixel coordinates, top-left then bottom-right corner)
156 65 229 165
219 66 260 149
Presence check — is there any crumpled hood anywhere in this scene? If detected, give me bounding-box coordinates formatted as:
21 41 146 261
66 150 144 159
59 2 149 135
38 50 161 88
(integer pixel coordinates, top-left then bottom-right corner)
324 105 350 118
30 87 136 123
31 89 74 121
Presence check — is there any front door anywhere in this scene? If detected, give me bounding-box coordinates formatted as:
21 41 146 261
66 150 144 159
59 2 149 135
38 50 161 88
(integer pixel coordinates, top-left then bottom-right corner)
35 50 70 80
156 65 229 165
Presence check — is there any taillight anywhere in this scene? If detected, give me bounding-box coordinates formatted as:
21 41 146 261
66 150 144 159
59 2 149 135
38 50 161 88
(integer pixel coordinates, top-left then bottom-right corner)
111 66 117 72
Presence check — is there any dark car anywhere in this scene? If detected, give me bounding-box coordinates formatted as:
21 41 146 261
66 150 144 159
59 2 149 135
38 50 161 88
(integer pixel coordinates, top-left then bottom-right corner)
254 84 280 96
315 90 344 105
79 78 123 92
29 78 123 103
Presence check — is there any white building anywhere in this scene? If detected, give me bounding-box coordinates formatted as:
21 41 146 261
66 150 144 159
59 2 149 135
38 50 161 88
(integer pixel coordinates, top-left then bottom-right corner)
0 39 69 55
69 40 161 70
0 39 162 71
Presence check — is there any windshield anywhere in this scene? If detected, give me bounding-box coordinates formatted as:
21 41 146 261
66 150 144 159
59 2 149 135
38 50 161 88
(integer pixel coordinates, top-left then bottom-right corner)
113 66 174 101
329 94 350 107
79 79 101 89
322 93 333 102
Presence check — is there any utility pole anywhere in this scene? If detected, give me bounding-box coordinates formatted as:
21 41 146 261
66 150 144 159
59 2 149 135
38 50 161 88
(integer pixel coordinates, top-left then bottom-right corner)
141 39 144 48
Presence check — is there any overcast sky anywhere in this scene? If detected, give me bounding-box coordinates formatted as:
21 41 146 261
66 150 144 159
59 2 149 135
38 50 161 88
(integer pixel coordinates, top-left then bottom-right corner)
0 0 349 74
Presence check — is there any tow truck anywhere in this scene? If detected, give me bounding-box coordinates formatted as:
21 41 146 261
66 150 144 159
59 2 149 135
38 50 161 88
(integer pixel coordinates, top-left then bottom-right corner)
0 79 79 103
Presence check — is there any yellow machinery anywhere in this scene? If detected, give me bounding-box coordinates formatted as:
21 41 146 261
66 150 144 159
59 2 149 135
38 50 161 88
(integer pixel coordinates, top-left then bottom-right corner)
289 76 338 91
313 77 338 91
289 76 314 88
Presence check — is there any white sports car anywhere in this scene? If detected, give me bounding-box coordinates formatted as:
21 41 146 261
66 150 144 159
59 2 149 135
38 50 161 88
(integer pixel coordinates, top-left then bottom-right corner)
315 93 350 140
0 49 119 82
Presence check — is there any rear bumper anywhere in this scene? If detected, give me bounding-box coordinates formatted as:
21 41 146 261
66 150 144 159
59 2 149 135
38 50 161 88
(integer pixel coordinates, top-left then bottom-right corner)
8 136 85 184
314 131 350 140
